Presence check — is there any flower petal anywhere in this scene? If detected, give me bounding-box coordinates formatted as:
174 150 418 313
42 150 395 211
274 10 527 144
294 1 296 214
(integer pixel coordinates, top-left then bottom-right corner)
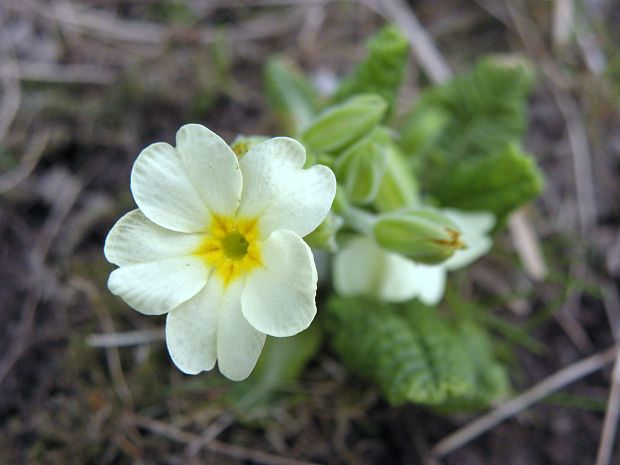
217 281 266 381
241 230 317 337
443 209 495 270
406 264 446 305
237 137 336 237
131 142 211 232
333 236 420 303
443 236 493 270
444 209 495 236
108 256 208 315
165 279 218 375
104 209 204 267
176 124 242 216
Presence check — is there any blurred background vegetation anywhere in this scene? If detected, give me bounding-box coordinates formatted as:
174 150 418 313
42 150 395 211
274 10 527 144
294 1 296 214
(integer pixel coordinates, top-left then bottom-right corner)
1 1 620 464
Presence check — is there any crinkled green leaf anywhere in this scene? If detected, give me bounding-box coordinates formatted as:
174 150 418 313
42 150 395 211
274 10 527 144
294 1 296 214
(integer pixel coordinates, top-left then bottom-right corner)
264 57 319 134
427 143 544 218
399 107 449 159
436 320 510 412
331 25 409 113
325 296 508 409
400 60 541 218
410 59 534 160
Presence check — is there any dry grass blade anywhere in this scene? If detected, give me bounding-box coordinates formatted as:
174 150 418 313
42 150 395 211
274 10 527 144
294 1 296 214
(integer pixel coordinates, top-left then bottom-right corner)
0 289 43 386
10 0 305 47
379 0 452 83
596 286 620 465
0 167 83 386
87 329 164 348
552 0 574 48
505 0 597 233
13 62 117 85
574 0 607 75
602 284 620 343
0 130 49 194
596 351 620 465
430 345 619 459
74 277 134 404
552 89 598 232
130 414 323 465
508 210 548 281
184 412 236 457
0 25 21 142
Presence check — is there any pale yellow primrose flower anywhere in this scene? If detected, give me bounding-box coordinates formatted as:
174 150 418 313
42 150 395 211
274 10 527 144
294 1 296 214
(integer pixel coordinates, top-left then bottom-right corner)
104 124 336 380
333 209 495 305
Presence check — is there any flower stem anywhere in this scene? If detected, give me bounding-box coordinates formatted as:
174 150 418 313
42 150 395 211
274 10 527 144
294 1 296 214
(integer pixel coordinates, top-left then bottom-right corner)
332 188 377 236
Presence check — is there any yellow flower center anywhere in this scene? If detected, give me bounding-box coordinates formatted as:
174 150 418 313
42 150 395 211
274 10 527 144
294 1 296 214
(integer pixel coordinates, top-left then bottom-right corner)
194 215 263 286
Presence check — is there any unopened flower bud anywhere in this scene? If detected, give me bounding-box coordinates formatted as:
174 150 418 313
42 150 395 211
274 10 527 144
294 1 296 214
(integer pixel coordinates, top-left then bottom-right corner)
300 94 387 153
374 208 464 264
